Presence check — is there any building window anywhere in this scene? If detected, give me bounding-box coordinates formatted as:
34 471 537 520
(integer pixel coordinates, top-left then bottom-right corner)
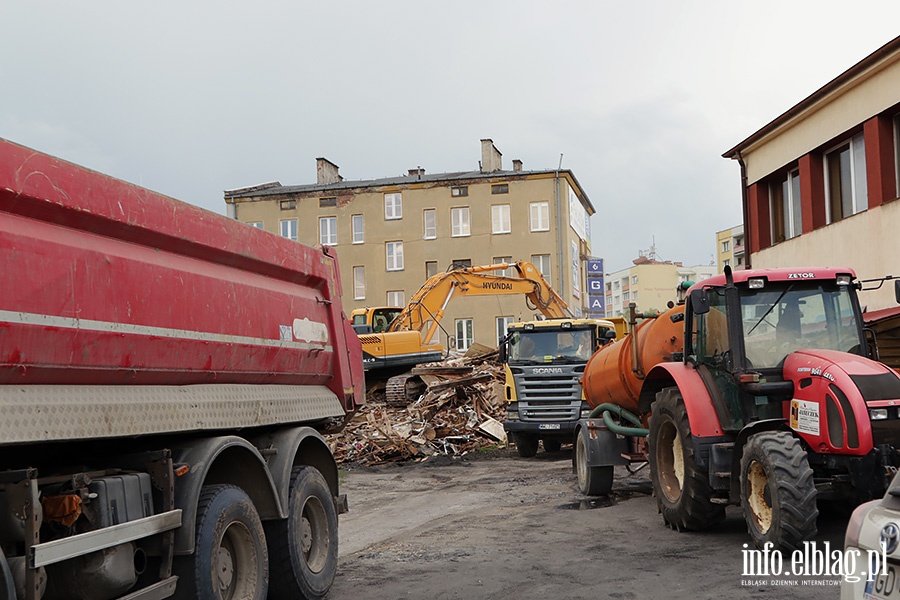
530 201 550 231
492 204 511 234
491 184 509 195
497 316 514 342
455 318 474 351
493 256 513 277
426 261 438 279
623 291 630 301
247 221 264 229
451 186 468 197
451 207 470 237
613 281 620 290
280 200 296 211
353 266 365 300
895 115 900 198
423 209 436 239
452 259 472 270
632 291 638 301
531 254 551 278
724 259 731 268
319 197 337 208
722 240 730 253
319 217 337 246
631 275 638 285
606 282 612 292
280 219 297 241
352 214 364 244
825 132 867 223
386 241 404 271
384 192 402 220
387 290 405 307
770 169 802 242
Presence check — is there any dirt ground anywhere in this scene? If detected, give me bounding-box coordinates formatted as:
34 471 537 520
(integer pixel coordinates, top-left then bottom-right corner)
331 446 849 600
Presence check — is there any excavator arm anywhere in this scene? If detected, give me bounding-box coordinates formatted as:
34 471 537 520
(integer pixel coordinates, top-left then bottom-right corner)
387 260 572 345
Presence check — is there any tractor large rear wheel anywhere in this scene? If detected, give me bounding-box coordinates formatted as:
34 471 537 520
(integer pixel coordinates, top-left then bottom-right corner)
740 431 818 551
648 387 724 531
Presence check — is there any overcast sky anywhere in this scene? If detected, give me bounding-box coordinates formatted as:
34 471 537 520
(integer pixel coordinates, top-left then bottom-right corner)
2 2 899 273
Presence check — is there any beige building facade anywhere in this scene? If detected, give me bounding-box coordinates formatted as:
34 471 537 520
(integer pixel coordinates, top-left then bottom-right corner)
604 259 716 317
724 36 900 311
225 140 596 350
715 224 745 273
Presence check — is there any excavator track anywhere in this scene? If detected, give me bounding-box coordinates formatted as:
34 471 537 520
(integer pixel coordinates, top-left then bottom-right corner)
385 372 427 406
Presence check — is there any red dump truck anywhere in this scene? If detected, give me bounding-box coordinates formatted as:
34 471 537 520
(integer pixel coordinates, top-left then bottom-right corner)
0 138 364 600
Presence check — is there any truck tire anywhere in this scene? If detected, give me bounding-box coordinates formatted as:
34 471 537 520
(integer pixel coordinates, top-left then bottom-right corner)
266 467 338 600
648 387 724 531
575 432 613 496
0 548 14 600
173 485 268 600
543 439 562 453
514 433 539 458
740 431 818 551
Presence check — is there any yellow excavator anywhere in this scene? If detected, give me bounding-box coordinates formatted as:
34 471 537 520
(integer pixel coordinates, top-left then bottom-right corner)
354 260 572 403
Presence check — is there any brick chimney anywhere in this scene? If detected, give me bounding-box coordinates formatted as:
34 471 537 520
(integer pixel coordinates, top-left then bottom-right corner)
316 157 342 185
480 139 502 173
512 159 523 172
408 167 425 178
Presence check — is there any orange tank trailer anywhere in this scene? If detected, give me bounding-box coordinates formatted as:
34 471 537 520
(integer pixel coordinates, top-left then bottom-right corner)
581 304 686 415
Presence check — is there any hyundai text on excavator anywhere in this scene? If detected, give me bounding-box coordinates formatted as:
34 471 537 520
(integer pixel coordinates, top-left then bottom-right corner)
357 260 571 403
573 266 900 551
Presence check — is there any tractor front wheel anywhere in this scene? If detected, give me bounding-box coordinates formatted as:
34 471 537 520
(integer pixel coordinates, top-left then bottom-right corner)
648 387 724 531
740 431 818 551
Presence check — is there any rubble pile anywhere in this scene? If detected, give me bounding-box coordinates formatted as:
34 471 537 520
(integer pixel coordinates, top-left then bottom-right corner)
327 344 508 465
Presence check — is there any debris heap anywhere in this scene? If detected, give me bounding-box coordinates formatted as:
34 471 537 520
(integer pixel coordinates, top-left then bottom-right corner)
327 344 508 465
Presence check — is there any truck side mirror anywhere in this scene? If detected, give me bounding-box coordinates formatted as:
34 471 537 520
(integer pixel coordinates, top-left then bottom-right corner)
498 336 508 362
690 289 710 315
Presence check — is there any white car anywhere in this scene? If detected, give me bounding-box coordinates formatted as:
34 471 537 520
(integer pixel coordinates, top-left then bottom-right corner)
843 472 900 599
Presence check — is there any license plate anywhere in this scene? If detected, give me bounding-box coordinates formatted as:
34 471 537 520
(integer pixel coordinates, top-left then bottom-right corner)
866 563 900 599
539 424 561 430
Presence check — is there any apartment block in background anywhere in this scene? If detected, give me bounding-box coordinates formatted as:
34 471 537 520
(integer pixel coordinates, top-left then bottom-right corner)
225 139 596 351
715 224 745 272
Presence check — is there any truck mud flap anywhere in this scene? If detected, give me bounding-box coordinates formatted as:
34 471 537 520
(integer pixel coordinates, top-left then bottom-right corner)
576 419 629 467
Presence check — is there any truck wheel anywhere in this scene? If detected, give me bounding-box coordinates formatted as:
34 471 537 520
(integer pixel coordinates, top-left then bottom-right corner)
543 439 562 453
266 467 338 600
174 484 268 600
0 548 14 600
648 387 724 531
740 431 818 551
515 433 539 458
575 432 613 496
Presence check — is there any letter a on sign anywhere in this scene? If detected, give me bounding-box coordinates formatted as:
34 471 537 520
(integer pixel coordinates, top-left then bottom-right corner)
590 298 604 310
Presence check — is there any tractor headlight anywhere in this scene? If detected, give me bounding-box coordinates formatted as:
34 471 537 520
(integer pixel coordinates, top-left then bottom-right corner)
870 408 889 421
836 275 852 286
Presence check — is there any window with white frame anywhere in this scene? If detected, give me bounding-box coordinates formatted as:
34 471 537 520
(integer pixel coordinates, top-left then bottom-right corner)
770 169 802 242
492 204 511 234
496 316 514 342
493 256 513 277
631 275 638 285
352 214 364 244
280 219 297 241
825 132 867 223
387 290 405 307
633 291 638 302
319 216 337 246
451 207 470 237
425 261 438 279
386 241 404 271
623 291 630 301
353 266 366 300
423 209 436 239
248 221 264 229
384 192 402 220
455 318 474 351
530 201 550 231
722 240 730 253
531 254 551 279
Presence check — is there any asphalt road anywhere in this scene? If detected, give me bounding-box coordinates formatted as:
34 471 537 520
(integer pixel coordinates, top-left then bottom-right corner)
331 447 849 600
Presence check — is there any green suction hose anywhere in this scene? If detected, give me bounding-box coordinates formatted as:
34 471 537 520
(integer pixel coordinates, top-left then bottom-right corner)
588 403 649 437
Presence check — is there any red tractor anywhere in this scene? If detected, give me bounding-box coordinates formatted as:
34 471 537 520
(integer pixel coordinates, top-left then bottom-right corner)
576 267 900 550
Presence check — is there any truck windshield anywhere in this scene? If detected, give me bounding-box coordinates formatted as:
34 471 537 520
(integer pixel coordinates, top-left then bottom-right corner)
740 282 863 368
508 329 594 363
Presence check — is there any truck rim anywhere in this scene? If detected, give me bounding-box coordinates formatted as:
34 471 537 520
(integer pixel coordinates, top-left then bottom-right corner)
657 420 685 502
216 521 257 600
300 495 329 574
746 460 772 534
